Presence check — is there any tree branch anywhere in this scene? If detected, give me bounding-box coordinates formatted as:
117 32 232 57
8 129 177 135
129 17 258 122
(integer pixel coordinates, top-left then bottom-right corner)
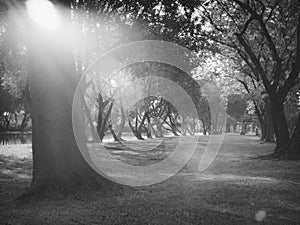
235 33 272 93
239 15 253 36
279 15 300 98
264 0 280 23
216 0 239 29
257 16 282 89
237 51 260 81
198 4 226 33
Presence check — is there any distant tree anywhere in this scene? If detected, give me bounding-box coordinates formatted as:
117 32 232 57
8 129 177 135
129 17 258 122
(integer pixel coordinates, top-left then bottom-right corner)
227 94 247 134
0 14 29 131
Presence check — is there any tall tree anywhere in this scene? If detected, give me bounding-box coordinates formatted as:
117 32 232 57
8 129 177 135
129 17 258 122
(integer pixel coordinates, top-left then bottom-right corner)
5 0 116 195
197 0 300 156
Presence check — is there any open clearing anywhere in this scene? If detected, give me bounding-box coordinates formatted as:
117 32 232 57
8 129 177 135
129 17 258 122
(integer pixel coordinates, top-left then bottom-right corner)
0 134 299 225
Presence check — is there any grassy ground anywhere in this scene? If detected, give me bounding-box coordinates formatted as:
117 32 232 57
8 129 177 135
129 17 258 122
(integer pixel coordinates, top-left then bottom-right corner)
0 134 299 225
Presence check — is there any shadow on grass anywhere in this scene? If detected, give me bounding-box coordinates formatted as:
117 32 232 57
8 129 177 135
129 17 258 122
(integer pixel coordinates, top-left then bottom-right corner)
0 135 300 225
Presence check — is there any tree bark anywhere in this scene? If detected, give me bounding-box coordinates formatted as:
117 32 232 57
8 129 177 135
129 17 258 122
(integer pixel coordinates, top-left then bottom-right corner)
261 96 275 142
286 113 300 159
270 100 290 151
26 26 113 196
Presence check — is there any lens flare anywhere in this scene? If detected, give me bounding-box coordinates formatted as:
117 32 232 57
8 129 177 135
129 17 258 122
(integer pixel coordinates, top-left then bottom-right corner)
26 0 60 29
72 40 227 186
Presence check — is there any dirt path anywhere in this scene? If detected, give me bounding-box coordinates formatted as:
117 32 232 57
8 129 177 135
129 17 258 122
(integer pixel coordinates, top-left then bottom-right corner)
0 134 299 225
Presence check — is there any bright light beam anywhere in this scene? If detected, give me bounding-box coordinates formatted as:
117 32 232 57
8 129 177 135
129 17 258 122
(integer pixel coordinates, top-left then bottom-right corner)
26 0 61 29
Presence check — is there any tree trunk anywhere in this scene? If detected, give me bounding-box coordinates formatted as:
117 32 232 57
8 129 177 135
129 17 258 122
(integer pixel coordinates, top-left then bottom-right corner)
96 94 113 142
83 97 98 141
116 106 125 140
166 114 180 136
181 117 187 136
154 117 164 137
260 117 267 140
26 27 113 196
146 114 152 138
128 118 144 140
264 114 274 142
253 102 264 139
201 119 210 135
108 123 122 142
270 101 290 151
19 111 30 132
240 115 245 135
187 119 196 135
286 113 300 159
262 97 275 142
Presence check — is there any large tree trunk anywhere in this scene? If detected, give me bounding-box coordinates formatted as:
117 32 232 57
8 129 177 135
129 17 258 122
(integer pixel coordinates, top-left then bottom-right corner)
270 100 290 151
272 113 300 160
286 113 300 159
261 97 275 142
26 25 113 196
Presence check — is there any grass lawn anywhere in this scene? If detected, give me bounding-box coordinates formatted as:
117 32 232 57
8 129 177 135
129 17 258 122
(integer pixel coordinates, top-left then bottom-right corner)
0 134 299 225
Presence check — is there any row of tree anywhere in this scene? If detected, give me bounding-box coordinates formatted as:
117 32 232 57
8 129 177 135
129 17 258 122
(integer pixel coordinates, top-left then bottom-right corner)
0 0 299 195
82 61 216 143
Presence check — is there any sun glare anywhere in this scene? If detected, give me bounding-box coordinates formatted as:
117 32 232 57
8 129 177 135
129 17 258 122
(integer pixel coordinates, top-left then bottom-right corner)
26 0 61 29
